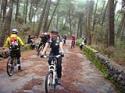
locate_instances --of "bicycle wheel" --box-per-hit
[37,45,44,56]
[45,71,55,93]
[7,58,14,76]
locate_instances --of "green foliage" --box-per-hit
[113,49,125,63]
[76,38,83,45]
[82,46,124,93]
[83,45,108,77]
[16,16,25,24]
[60,25,70,35]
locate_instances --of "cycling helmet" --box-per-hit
[51,29,59,34]
[11,28,18,34]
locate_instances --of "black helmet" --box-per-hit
[51,29,59,34]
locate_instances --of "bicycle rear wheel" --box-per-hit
[7,58,14,76]
[45,71,56,93]
[37,45,44,56]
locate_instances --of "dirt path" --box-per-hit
[0,40,117,93]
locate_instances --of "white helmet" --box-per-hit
[12,28,18,34]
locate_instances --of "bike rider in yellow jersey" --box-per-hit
[4,28,24,70]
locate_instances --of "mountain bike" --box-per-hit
[44,54,63,93]
[7,47,20,76]
[36,43,45,56]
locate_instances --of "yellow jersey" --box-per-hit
[3,34,24,48]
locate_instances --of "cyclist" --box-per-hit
[71,35,76,48]
[27,35,32,44]
[27,35,35,49]
[41,29,64,84]
[3,28,24,70]
[37,32,50,52]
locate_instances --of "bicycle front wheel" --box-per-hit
[7,58,14,76]
[45,71,56,93]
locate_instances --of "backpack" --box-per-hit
[10,36,19,50]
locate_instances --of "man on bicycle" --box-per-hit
[4,28,24,70]
[41,29,64,84]
[37,32,50,52]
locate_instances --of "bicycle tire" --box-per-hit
[45,71,55,93]
[37,45,44,56]
[7,58,14,76]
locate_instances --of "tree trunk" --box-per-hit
[99,1,106,24]
[77,16,80,38]
[0,0,13,46]
[79,18,83,38]
[36,0,48,35]
[116,0,125,40]
[108,0,115,46]
[92,0,98,32]
[77,14,83,38]
[69,8,72,35]
[29,0,33,22]
[25,0,28,23]
[1,0,7,22]
[101,1,108,26]
[122,0,125,7]
[56,13,59,30]
[46,0,61,32]
[86,1,94,45]
[15,0,20,21]
[0,0,2,20]
[120,16,125,41]
[43,0,51,32]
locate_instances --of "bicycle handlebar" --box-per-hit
[41,54,64,59]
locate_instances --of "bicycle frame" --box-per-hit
[7,48,18,76]
[37,43,45,55]
[45,55,61,93]
[49,57,57,85]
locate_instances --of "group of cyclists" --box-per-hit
[3,28,86,85]
[3,28,65,84]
